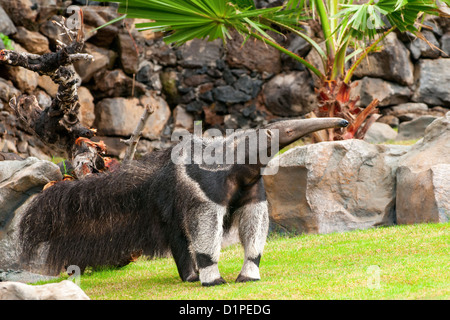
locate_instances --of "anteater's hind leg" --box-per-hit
[188,203,227,286]
[168,230,199,282]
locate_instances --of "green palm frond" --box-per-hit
[99,0,448,81]
[102,0,288,45]
[334,0,441,42]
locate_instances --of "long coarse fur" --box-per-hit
[20,148,176,274]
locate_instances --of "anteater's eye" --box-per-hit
[286,129,294,136]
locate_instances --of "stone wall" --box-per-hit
[0,1,449,160]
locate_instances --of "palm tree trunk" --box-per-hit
[314,78,380,141]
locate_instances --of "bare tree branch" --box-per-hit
[121,104,154,163]
[0,11,105,179]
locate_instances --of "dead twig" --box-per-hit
[0,9,104,179]
[121,104,154,163]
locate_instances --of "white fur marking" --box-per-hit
[199,264,221,284]
[240,260,261,280]
[237,201,269,279]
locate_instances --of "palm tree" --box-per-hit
[101,0,449,140]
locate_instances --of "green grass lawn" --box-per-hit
[41,222,449,300]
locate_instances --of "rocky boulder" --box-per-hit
[0,0,37,30]
[212,85,252,104]
[396,112,450,224]
[0,157,62,272]
[118,33,140,75]
[95,93,171,140]
[389,102,429,122]
[353,33,414,86]
[0,280,90,300]
[442,32,450,56]
[262,112,449,235]
[364,122,398,144]
[178,38,224,68]
[355,77,412,107]
[0,5,17,36]
[263,140,409,234]
[406,30,441,60]
[74,43,117,83]
[396,115,437,141]
[225,30,281,74]
[92,69,146,99]
[262,71,317,116]
[11,26,50,55]
[0,77,21,103]
[412,58,450,107]
[77,86,96,128]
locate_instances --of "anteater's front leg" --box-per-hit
[236,200,269,283]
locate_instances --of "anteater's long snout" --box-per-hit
[264,117,349,147]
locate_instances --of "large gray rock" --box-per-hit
[386,103,447,123]
[390,102,429,122]
[0,280,90,300]
[406,30,441,59]
[0,157,62,272]
[262,71,317,116]
[0,0,37,29]
[364,122,398,144]
[95,93,171,140]
[396,112,450,224]
[212,85,252,104]
[0,77,21,103]
[93,69,146,99]
[0,5,17,36]
[353,33,414,86]
[441,32,450,57]
[77,86,95,128]
[355,77,412,107]
[12,26,49,55]
[0,269,56,283]
[178,38,224,68]
[263,140,409,234]
[225,29,281,74]
[412,58,450,107]
[74,43,117,83]
[118,33,139,75]
[396,115,437,141]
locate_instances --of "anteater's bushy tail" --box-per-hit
[19,155,171,274]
